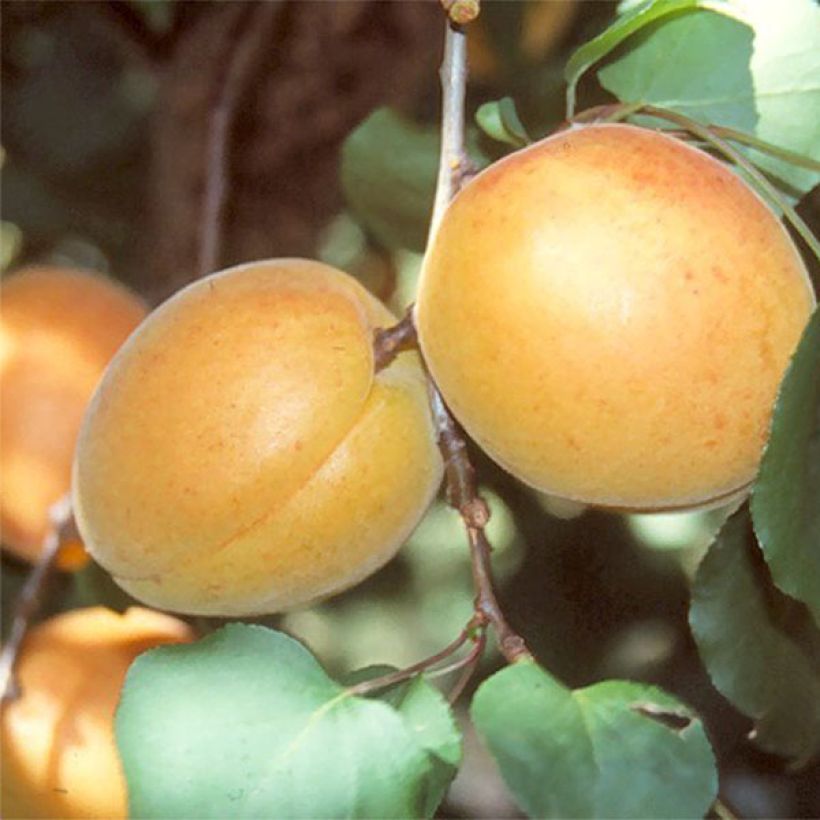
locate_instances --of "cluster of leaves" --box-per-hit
[117,624,718,818]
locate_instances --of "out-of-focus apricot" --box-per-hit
[1,267,146,565]
[1,607,194,819]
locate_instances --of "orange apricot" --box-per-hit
[1,607,193,819]
[1,267,146,565]
[73,259,443,615]
[416,123,815,511]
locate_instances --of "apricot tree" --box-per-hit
[1,1,819,818]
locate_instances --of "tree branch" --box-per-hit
[425,18,532,666]
[427,22,470,248]
[197,2,284,278]
[447,629,487,704]
[430,388,532,664]
[441,0,481,27]
[1,495,74,703]
[365,8,531,692]
[346,622,475,697]
[373,308,417,372]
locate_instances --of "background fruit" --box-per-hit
[416,123,816,511]
[0,606,193,819]
[73,259,443,616]
[1,267,147,566]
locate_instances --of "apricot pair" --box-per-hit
[72,124,814,618]
[1,607,193,819]
[1,268,146,567]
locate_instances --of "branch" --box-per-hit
[427,22,470,248]
[0,495,74,703]
[347,615,487,699]
[197,2,283,278]
[364,8,530,690]
[346,622,475,697]
[425,19,532,665]
[430,389,532,664]
[447,629,487,703]
[373,308,417,372]
[441,0,481,27]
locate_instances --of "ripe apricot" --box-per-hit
[416,123,815,510]
[1,267,146,565]
[1,606,193,819]
[73,259,443,616]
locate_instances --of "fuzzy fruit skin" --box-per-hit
[0,268,146,564]
[416,123,816,511]
[73,259,443,616]
[0,607,193,819]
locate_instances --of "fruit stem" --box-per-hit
[345,623,475,697]
[447,629,487,704]
[373,307,417,371]
[0,495,74,703]
[707,125,820,173]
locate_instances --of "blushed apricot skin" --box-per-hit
[0,268,147,564]
[416,123,816,511]
[73,259,443,616]
[0,607,193,819]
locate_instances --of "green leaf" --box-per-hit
[341,665,463,817]
[689,508,820,764]
[598,10,756,132]
[751,308,820,626]
[340,108,487,252]
[563,0,739,118]
[471,662,717,818]
[116,624,460,818]
[476,98,531,148]
[381,677,462,817]
[739,0,820,195]
[341,109,437,252]
[596,0,820,196]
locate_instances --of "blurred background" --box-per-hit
[2,2,818,817]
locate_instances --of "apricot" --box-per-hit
[1,267,147,565]
[416,123,815,510]
[73,259,443,616]
[0,606,193,819]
